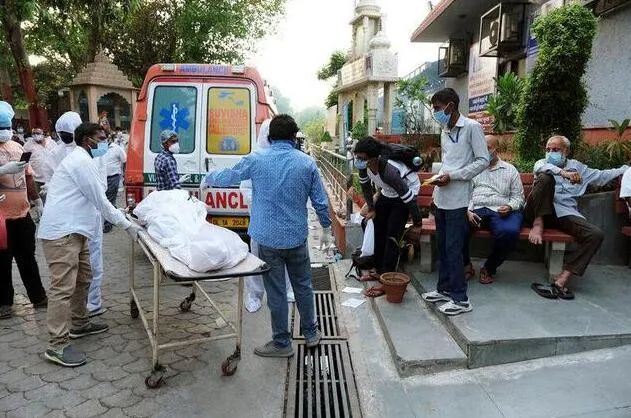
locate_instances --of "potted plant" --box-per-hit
[379,231,413,303]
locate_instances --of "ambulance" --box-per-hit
[125,64,277,231]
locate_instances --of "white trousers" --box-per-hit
[87,217,104,312]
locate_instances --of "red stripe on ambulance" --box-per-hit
[205,191,249,210]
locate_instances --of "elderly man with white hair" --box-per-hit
[527,135,628,300]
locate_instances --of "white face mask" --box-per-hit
[0,130,12,142]
[168,143,180,154]
[33,134,44,142]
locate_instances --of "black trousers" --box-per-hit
[103,174,120,228]
[0,214,46,306]
[373,196,409,274]
[524,173,604,276]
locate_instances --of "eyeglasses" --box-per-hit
[545,147,563,152]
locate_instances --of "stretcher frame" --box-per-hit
[127,221,269,388]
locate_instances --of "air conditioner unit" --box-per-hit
[438,39,467,78]
[585,0,631,16]
[480,3,528,57]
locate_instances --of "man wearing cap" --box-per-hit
[24,127,57,203]
[0,101,47,319]
[155,130,189,191]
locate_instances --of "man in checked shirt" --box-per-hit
[154,130,190,191]
[463,135,525,285]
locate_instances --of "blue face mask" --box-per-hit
[433,110,450,126]
[355,159,368,170]
[546,151,565,167]
[91,142,108,158]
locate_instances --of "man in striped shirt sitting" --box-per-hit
[464,136,525,284]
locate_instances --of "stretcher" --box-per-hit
[127,217,269,388]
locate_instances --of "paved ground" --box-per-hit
[3,226,288,418]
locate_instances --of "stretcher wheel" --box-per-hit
[221,358,238,376]
[130,300,139,319]
[179,298,192,312]
[145,372,164,389]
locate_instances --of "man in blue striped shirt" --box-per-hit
[203,114,332,357]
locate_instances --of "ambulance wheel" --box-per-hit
[221,359,238,376]
[130,300,139,319]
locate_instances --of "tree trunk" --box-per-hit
[1,0,48,128]
[0,42,13,101]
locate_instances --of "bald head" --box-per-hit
[486,135,500,163]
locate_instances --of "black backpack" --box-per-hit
[380,143,423,173]
[344,247,375,280]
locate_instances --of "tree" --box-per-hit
[395,76,435,134]
[514,4,598,165]
[303,116,326,142]
[486,72,524,133]
[318,50,346,108]
[295,106,325,128]
[1,0,47,127]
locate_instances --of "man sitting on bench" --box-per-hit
[527,135,628,300]
[464,135,524,284]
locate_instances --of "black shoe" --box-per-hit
[69,322,109,339]
[33,297,48,308]
[44,345,87,367]
[0,305,13,319]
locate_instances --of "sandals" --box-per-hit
[464,264,475,281]
[531,282,575,300]
[364,286,385,298]
[479,267,494,285]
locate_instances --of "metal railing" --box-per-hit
[311,144,353,218]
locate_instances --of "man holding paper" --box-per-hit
[421,88,489,316]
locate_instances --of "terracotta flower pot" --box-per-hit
[379,272,410,303]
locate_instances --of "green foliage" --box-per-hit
[321,131,332,142]
[575,142,629,170]
[303,117,326,143]
[486,73,524,133]
[609,118,630,139]
[295,106,325,129]
[351,120,367,140]
[317,51,346,81]
[325,90,338,109]
[395,76,435,134]
[514,4,598,166]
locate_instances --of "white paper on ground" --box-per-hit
[341,298,366,308]
[341,287,363,294]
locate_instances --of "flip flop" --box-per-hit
[479,267,494,285]
[552,283,575,300]
[357,273,381,282]
[531,282,558,299]
[364,286,385,298]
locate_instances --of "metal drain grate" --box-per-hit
[311,266,333,291]
[286,342,362,418]
[294,292,344,340]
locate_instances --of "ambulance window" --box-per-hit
[207,87,252,155]
[150,86,197,154]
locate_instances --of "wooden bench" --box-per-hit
[417,172,575,280]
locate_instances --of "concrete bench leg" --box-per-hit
[548,242,566,282]
[419,235,433,273]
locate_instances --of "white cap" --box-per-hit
[256,119,272,149]
[55,111,82,134]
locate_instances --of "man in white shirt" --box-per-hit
[421,88,489,316]
[102,137,127,233]
[38,122,140,368]
[464,136,524,284]
[23,127,57,201]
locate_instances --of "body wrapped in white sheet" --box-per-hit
[132,190,248,272]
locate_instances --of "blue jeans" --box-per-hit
[435,207,469,303]
[257,242,317,348]
[463,208,523,275]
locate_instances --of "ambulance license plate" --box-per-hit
[211,216,249,229]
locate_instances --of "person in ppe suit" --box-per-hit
[239,119,294,313]
[47,112,109,317]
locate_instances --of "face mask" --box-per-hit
[546,151,565,167]
[433,109,451,126]
[0,129,12,142]
[169,143,180,154]
[33,134,44,142]
[90,142,108,158]
[355,159,368,170]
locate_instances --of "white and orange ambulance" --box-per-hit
[125,64,276,231]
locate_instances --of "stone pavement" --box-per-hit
[2,227,287,418]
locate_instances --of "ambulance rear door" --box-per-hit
[201,82,256,229]
[144,81,203,196]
